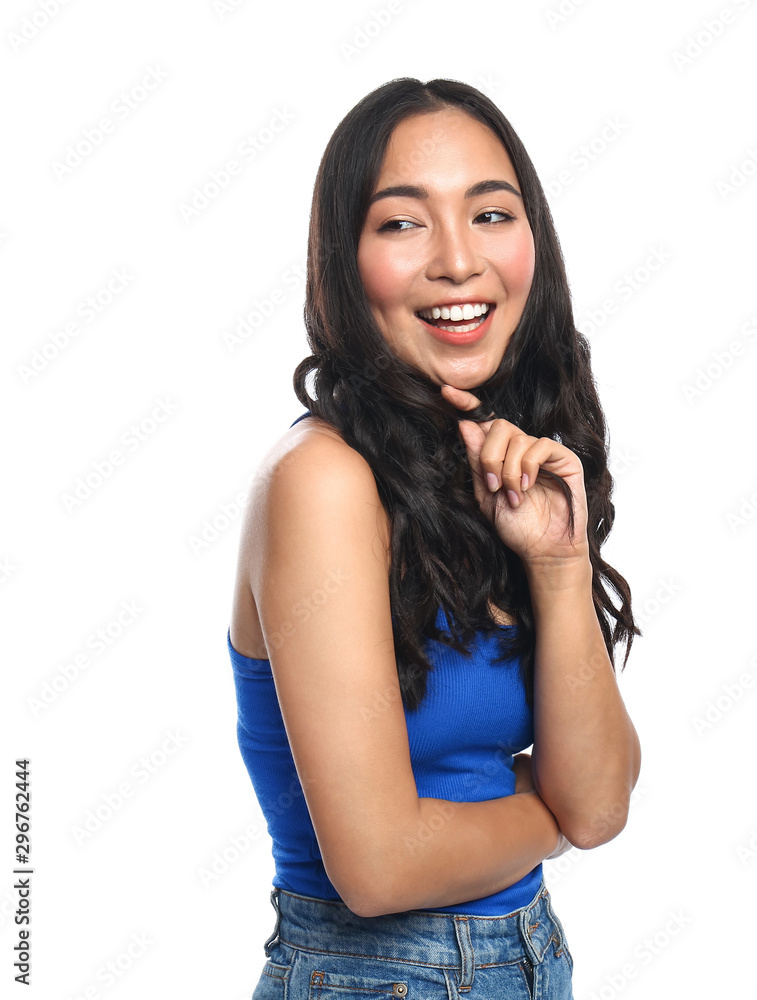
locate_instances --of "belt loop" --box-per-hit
[263,888,282,957]
[518,889,544,967]
[453,916,475,989]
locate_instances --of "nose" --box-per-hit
[424,219,484,284]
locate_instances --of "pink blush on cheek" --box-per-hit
[494,233,535,289]
[358,256,416,313]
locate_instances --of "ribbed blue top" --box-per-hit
[228,411,542,916]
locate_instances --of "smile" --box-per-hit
[418,301,490,321]
[415,303,496,344]
[428,315,488,334]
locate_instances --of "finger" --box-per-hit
[456,418,487,492]
[498,431,540,506]
[482,430,578,503]
[440,384,482,411]
[518,437,580,489]
[477,423,538,504]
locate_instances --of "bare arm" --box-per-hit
[526,557,641,849]
[441,383,641,854]
[248,427,562,918]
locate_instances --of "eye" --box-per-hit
[476,210,515,224]
[377,219,417,232]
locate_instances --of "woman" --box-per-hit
[228,77,641,999]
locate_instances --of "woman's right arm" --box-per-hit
[247,426,563,919]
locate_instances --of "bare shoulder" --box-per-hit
[257,415,368,477]
[229,416,391,658]
[258,416,389,539]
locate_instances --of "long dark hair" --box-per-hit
[293,77,640,712]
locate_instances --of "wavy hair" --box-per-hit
[293,77,640,712]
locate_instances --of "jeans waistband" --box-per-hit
[264,878,564,973]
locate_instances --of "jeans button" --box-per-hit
[393,985,408,997]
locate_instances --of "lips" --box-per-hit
[416,305,495,345]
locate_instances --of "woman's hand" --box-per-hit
[441,384,589,565]
[513,753,574,859]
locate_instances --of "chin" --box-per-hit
[444,366,498,391]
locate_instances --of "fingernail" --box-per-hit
[486,473,499,492]
[507,489,520,507]
[521,473,529,490]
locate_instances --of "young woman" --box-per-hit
[228,77,641,999]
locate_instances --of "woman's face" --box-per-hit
[357,108,535,391]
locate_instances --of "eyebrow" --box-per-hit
[368,178,522,206]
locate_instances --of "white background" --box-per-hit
[3,0,756,997]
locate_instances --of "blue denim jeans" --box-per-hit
[251,878,574,999]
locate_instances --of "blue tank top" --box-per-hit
[228,411,542,916]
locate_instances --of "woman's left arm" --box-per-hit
[524,554,641,850]
[442,382,641,850]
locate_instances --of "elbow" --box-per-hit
[322,861,373,918]
[324,849,403,919]
[341,889,390,920]
[332,874,398,919]
[562,803,630,851]
[567,821,626,851]
[320,803,427,917]
[545,750,640,852]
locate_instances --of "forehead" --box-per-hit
[375,108,518,189]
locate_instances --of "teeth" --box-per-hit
[435,316,486,333]
[417,302,491,321]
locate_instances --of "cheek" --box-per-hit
[358,239,417,311]
[496,229,535,293]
